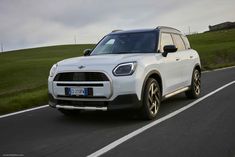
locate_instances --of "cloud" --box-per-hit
[0,0,234,51]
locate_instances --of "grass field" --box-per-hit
[0,44,95,115]
[0,29,235,115]
[188,29,235,70]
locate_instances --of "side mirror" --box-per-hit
[83,49,92,56]
[162,45,177,57]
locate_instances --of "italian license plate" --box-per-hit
[65,87,88,96]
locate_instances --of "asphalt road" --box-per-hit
[0,67,235,157]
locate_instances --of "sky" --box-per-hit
[0,0,235,51]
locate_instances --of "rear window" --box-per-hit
[181,35,191,49]
[172,34,186,51]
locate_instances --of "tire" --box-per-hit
[140,78,161,120]
[185,69,201,99]
[58,108,81,116]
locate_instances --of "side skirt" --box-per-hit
[162,87,189,100]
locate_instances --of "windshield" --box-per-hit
[91,32,157,55]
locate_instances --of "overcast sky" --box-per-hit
[0,0,234,51]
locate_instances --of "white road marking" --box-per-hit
[0,66,234,119]
[0,105,49,119]
[202,65,235,73]
[87,80,235,157]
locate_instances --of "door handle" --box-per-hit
[176,58,180,61]
[190,56,193,59]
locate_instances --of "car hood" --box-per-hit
[58,54,150,66]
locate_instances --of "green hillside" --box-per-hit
[0,29,235,115]
[0,44,95,114]
[188,28,235,70]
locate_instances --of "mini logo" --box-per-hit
[78,65,85,69]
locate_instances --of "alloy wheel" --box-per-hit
[147,82,160,115]
[193,70,201,95]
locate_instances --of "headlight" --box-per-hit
[49,64,58,77]
[113,62,137,76]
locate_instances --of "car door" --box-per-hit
[171,34,189,87]
[181,35,196,86]
[159,32,183,94]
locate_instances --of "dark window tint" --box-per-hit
[160,33,174,52]
[172,34,186,51]
[181,35,191,49]
[91,32,157,55]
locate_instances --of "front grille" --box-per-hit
[54,72,109,81]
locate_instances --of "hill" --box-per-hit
[0,29,235,115]
[0,44,95,114]
[188,28,235,70]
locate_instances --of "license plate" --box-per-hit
[65,87,88,96]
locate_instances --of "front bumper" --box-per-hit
[48,93,142,110]
[48,67,144,110]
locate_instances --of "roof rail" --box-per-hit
[111,30,123,33]
[156,26,181,32]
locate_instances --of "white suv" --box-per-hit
[48,26,201,120]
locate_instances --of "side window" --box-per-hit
[160,33,174,52]
[181,35,191,49]
[172,34,186,51]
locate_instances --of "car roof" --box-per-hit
[109,29,157,35]
[157,26,182,34]
[109,26,182,35]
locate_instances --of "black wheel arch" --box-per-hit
[141,70,163,102]
[194,63,201,74]
[189,63,201,86]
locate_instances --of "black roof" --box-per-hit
[109,26,181,35]
[110,29,156,34]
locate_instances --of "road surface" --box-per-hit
[0,67,235,157]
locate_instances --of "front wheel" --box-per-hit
[185,69,201,99]
[140,78,161,120]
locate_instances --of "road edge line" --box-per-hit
[87,80,235,157]
[0,105,49,119]
[202,65,235,73]
[1,66,234,119]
